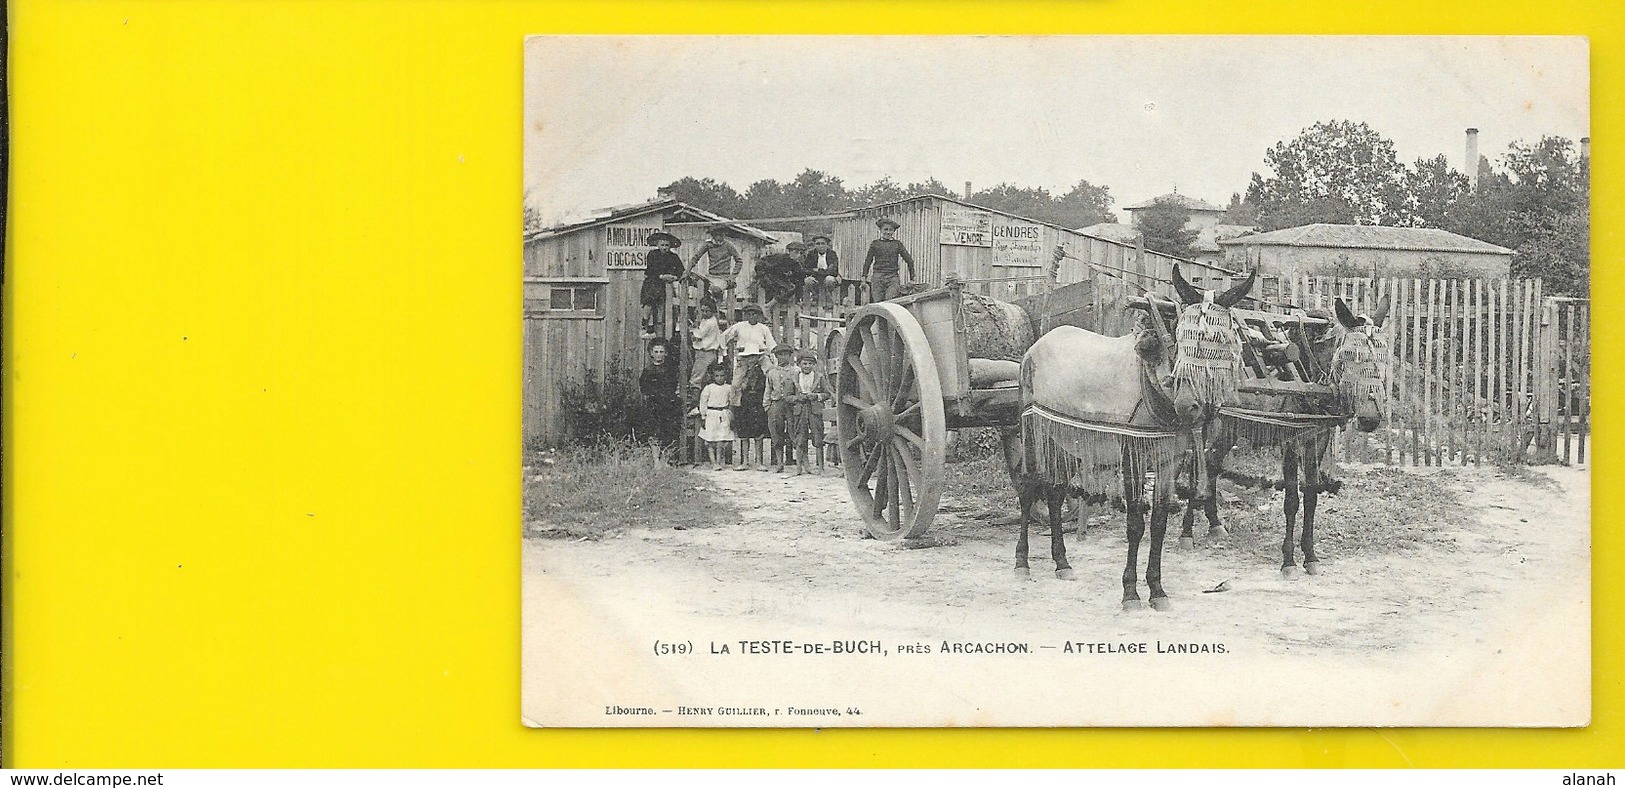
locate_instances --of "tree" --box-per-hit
[523,188,546,234]
[1135,197,1199,258]
[1396,154,1469,228]
[660,176,746,218]
[1055,179,1117,228]
[849,176,910,208]
[1446,136,1589,294]
[1222,192,1261,227]
[1512,206,1588,295]
[1242,120,1407,230]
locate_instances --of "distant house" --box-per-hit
[1123,192,1254,265]
[1075,222,1140,244]
[1217,223,1514,278]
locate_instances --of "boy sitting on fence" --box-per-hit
[686,225,744,298]
[863,217,916,302]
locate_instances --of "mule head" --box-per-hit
[1323,296,1392,432]
[1165,268,1258,423]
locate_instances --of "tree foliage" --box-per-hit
[1136,198,1199,258]
[1235,122,1590,294]
[1243,120,1406,230]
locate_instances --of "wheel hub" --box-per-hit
[856,404,894,447]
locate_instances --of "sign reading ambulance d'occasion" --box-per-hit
[939,205,992,247]
[605,224,659,268]
[991,216,1045,266]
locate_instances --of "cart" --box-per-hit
[835,278,1336,541]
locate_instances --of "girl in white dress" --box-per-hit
[691,364,736,470]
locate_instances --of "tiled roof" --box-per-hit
[1216,223,1513,255]
[1125,193,1225,212]
[1075,222,1140,243]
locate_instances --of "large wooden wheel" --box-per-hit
[837,302,946,540]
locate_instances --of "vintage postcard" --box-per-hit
[521,36,1590,727]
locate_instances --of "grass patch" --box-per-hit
[1205,463,1478,566]
[523,439,741,540]
[941,455,1019,518]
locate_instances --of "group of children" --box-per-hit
[635,217,919,468]
[640,218,918,339]
[689,305,830,474]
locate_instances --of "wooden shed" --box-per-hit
[523,198,777,446]
[832,193,1239,302]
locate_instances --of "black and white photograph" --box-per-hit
[521,36,1590,727]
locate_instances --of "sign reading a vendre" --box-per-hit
[939,205,993,247]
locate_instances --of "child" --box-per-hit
[732,359,769,471]
[755,240,805,310]
[863,217,916,302]
[685,226,744,298]
[689,364,736,471]
[639,232,684,339]
[636,339,682,456]
[762,345,800,473]
[789,349,831,475]
[801,234,842,305]
[689,300,723,388]
[721,303,777,405]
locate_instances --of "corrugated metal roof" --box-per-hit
[524,198,776,244]
[1125,193,1225,212]
[1216,223,1513,255]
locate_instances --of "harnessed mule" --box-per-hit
[1178,294,1392,576]
[1005,270,1257,610]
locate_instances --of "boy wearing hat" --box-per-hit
[762,345,800,473]
[755,240,805,309]
[686,225,744,297]
[801,235,841,300]
[720,303,777,404]
[640,231,684,339]
[789,349,831,475]
[863,218,915,302]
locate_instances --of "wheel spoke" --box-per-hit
[892,449,914,518]
[887,449,902,530]
[842,395,870,410]
[894,401,921,422]
[857,444,884,487]
[872,453,891,521]
[891,357,916,411]
[865,322,893,395]
[894,423,926,451]
[844,349,883,404]
[843,433,865,450]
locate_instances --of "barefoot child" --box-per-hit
[863,217,915,302]
[689,364,736,470]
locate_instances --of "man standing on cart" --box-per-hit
[863,217,915,302]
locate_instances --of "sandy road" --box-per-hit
[523,463,1588,727]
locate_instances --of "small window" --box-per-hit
[526,280,606,319]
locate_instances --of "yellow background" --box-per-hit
[3,0,1618,767]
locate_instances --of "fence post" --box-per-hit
[1534,293,1560,462]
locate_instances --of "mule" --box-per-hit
[1006,269,1257,610]
[1178,294,1392,577]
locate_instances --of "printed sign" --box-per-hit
[605,224,658,268]
[939,205,992,247]
[991,216,1045,266]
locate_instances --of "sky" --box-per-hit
[524,36,1588,226]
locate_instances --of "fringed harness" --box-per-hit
[1021,296,1248,498]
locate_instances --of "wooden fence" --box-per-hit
[624,272,1589,469]
[1225,275,1589,468]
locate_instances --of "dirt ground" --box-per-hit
[522,460,1590,727]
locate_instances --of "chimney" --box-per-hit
[1465,128,1480,190]
[1581,136,1591,160]
[964,181,973,199]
